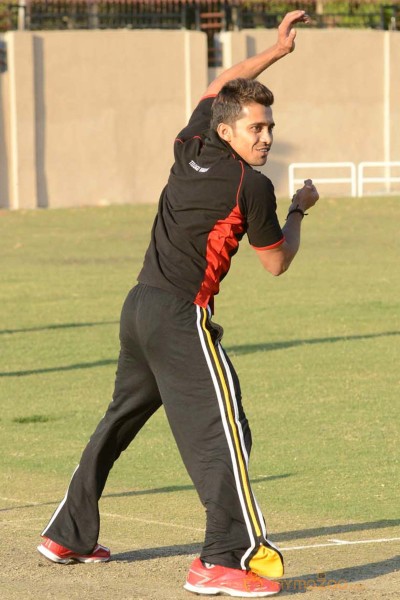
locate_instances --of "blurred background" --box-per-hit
[1,0,399,208]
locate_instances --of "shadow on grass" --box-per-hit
[225,330,400,356]
[112,542,201,562]
[103,474,290,499]
[0,475,291,512]
[2,330,399,377]
[0,359,117,377]
[0,320,118,335]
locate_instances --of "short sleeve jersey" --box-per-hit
[138,96,284,308]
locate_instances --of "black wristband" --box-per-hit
[286,206,308,220]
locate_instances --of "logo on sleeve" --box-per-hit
[189,160,209,173]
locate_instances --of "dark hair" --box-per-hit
[210,78,274,130]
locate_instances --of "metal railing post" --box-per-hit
[289,162,357,198]
[89,1,100,29]
[17,0,26,30]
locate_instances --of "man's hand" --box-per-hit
[276,10,311,55]
[290,179,319,212]
[203,9,311,96]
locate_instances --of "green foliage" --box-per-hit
[0,1,14,32]
[0,198,399,524]
[1,1,399,33]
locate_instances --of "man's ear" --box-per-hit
[217,122,233,143]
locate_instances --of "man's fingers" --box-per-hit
[281,10,310,26]
[302,179,319,202]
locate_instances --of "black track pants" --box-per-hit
[42,284,283,576]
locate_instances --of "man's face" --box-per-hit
[218,103,275,166]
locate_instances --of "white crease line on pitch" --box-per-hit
[280,537,400,551]
[102,512,205,532]
[0,516,46,523]
[0,496,40,506]
[0,496,57,507]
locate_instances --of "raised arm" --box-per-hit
[204,10,310,97]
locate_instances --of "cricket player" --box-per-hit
[38,10,319,597]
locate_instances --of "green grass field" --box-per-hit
[1,196,399,555]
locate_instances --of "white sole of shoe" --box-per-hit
[37,544,75,564]
[37,544,110,564]
[183,581,280,597]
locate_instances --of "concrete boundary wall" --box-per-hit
[0,30,207,209]
[0,29,399,207]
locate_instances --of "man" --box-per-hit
[38,10,319,598]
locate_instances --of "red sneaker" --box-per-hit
[184,558,281,597]
[37,536,110,564]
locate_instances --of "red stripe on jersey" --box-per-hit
[252,237,285,251]
[194,163,245,309]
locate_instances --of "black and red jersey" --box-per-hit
[137,95,284,308]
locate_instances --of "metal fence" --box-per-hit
[1,1,399,66]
